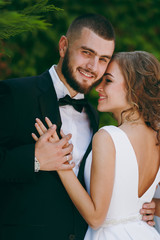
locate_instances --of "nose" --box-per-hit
[86,56,99,72]
[95,79,104,92]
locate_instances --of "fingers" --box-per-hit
[35,122,44,136]
[36,118,47,134]
[140,200,156,226]
[62,144,73,157]
[60,129,65,138]
[32,133,38,141]
[142,214,155,222]
[39,125,57,142]
[59,153,75,170]
[59,162,75,170]
[64,153,72,163]
[140,201,156,215]
[45,117,53,128]
[58,133,72,149]
[60,129,70,148]
[45,117,59,141]
[34,117,72,156]
[143,200,156,210]
[51,128,59,142]
[147,220,155,227]
[35,117,59,142]
[140,208,155,215]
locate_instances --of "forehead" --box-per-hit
[106,61,121,74]
[105,61,125,83]
[72,27,115,57]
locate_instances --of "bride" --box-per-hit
[33,51,160,239]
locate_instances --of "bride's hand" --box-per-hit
[32,117,59,143]
[32,117,74,170]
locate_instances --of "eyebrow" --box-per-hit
[103,73,114,78]
[81,46,112,60]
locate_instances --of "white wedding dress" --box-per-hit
[84,126,160,240]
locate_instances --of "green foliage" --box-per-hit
[0,0,63,78]
[0,12,50,39]
[0,0,63,49]
[1,0,160,127]
[21,0,62,15]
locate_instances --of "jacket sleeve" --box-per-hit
[0,81,36,183]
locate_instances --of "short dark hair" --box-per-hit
[66,13,115,42]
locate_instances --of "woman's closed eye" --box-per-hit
[105,78,112,83]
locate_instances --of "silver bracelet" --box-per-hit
[34,157,40,172]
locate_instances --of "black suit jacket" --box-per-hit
[0,71,99,240]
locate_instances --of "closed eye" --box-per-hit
[105,78,112,83]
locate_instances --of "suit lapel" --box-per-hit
[37,71,62,137]
[85,102,99,135]
[78,102,99,183]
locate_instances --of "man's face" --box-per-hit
[61,27,115,94]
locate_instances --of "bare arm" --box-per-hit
[58,129,115,229]
[34,118,158,228]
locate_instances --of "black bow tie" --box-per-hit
[58,95,87,112]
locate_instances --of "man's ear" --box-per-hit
[59,36,68,58]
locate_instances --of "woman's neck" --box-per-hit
[116,109,144,126]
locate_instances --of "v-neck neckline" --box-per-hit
[115,126,160,200]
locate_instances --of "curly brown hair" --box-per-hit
[112,51,160,144]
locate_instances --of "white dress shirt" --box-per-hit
[49,65,93,176]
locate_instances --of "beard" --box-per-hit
[61,49,98,94]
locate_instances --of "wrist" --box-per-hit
[34,156,40,172]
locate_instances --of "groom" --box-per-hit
[0,14,155,240]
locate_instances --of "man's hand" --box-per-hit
[33,123,74,171]
[140,200,156,226]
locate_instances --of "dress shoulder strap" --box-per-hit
[99,125,136,158]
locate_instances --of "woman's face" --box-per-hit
[96,61,130,118]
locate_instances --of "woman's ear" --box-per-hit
[59,36,68,58]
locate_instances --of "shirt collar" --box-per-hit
[49,65,85,100]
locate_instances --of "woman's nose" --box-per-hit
[95,79,104,92]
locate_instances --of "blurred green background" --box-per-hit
[0,0,160,127]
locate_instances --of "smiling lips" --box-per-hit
[78,68,96,79]
[98,94,106,102]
